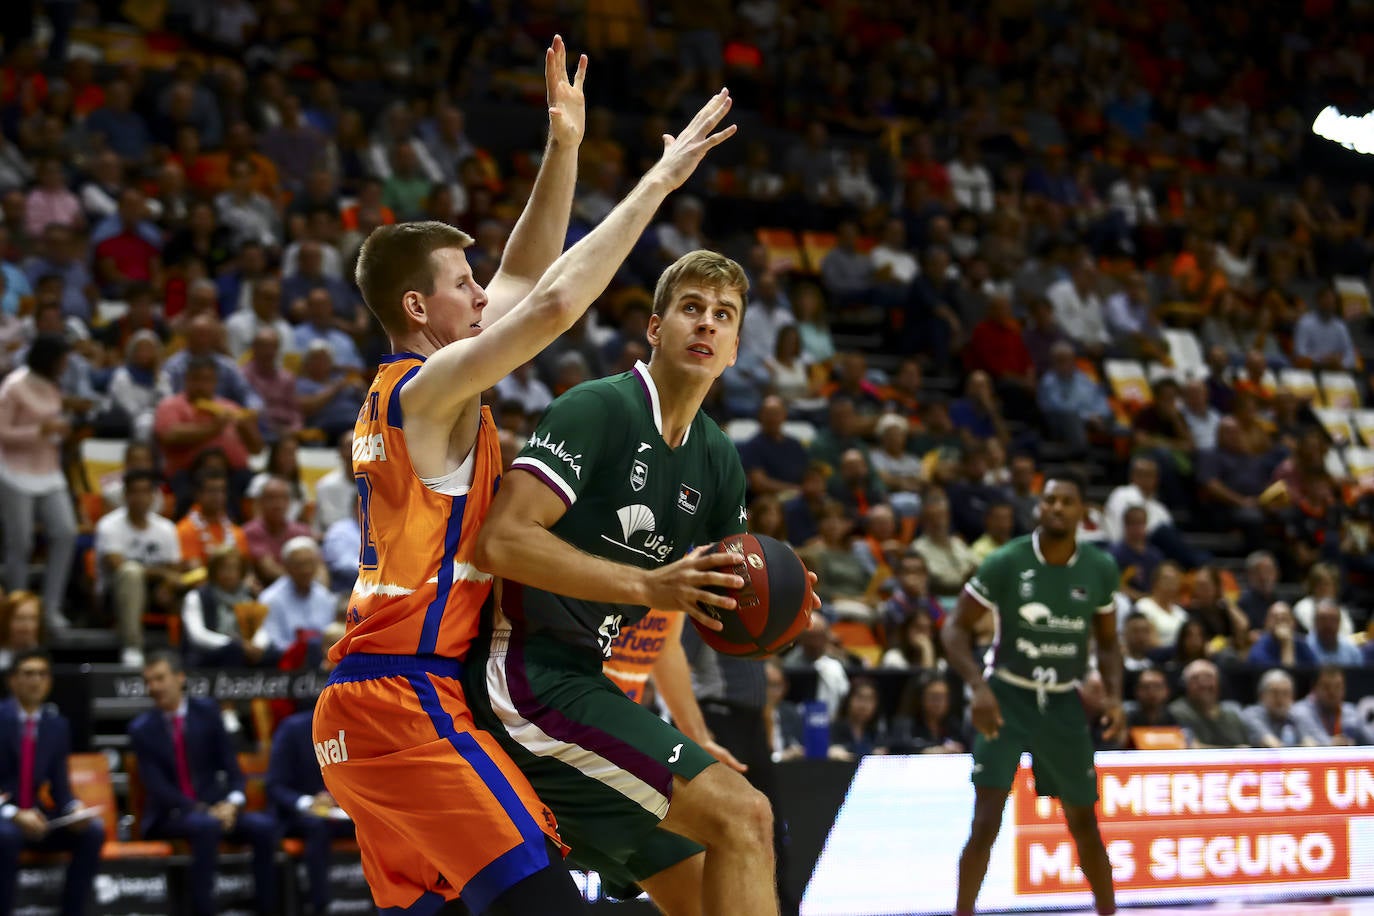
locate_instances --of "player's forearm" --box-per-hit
[477,517,652,609]
[652,642,711,744]
[1096,636,1123,705]
[940,618,986,689]
[533,171,675,313]
[496,138,578,285]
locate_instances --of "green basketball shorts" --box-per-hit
[465,627,714,898]
[971,674,1099,807]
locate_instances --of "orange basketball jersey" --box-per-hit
[332,354,501,663]
[602,609,676,702]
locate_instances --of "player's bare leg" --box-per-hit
[1063,804,1116,915]
[639,851,705,916]
[955,786,1011,914]
[658,764,777,916]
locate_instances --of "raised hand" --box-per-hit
[545,34,587,148]
[649,89,737,191]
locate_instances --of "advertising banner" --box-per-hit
[803,747,1374,915]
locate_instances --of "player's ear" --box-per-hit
[645,313,662,349]
[402,290,425,323]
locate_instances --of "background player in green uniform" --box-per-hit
[471,250,817,916]
[942,473,1125,916]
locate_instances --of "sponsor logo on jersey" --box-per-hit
[1071,585,1088,600]
[678,484,701,514]
[631,459,647,491]
[1015,637,1079,660]
[596,614,623,658]
[314,730,349,768]
[1016,602,1086,632]
[601,504,676,562]
[352,433,387,464]
[738,506,748,524]
[527,432,584,480]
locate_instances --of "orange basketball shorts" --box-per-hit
[312,653,565,914]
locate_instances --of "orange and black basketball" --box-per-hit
[693,533,811,658]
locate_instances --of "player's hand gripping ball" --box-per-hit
[693,534,811,658]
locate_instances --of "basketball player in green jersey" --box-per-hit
[470,250,818,916]
[942,472,1125,916]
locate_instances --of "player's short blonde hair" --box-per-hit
[355,221,474,335]
[651,250,749,322]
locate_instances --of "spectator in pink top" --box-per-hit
[0,335,77,630]
[24,159,83,238]
[241,326,302,442]
[242,476,312,584]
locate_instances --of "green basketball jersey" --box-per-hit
[964,533,1118,685]
[507,362,748,657]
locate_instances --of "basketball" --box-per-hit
[692,534,811,658]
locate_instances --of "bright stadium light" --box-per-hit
[1312,105,1374,155]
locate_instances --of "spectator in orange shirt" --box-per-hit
[340,179,395,231]
[1170,232,1229,321]
[176,468,250,572]
[198,122,281,199]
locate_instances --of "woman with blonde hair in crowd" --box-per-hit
[0,590,42,672]
[1293,562,1357,639]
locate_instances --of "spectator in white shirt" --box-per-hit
[1180,378,1220,450]
[95,470,183,667]
[947,138,995,213]
[739,271,795,371]
[182,546,265,667]
[782,615,850,718]
[1045,255,1110,354]
[654,196,707,265]
[1134,561,1190,647]
[1293,285,1358,370]
[494,361,554,417]
[253,537,338,662]
[834,149,879,209]
[313,431,357,537]
[1292,563,1357,640]
[870,219,920,289]
[1102,456,1207,568]
[1106,164,1158,228]
[225,277,297,362]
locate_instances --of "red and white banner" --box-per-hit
[802,748,1374,915]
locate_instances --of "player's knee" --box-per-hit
[737,785,773,847]
[967,807,1005,846]
[1063,805,1100,837]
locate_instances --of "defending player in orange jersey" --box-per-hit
[311,36,742,915]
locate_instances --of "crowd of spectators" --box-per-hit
[0,0,1367,802]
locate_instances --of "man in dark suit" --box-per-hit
[266,707,354,915]
[128,651,280,916]
[0,649,103,915]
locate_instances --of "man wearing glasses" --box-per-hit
[0,649,104,915]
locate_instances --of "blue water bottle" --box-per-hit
[803,700,830,760]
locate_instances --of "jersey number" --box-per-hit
[355,471,378,570]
